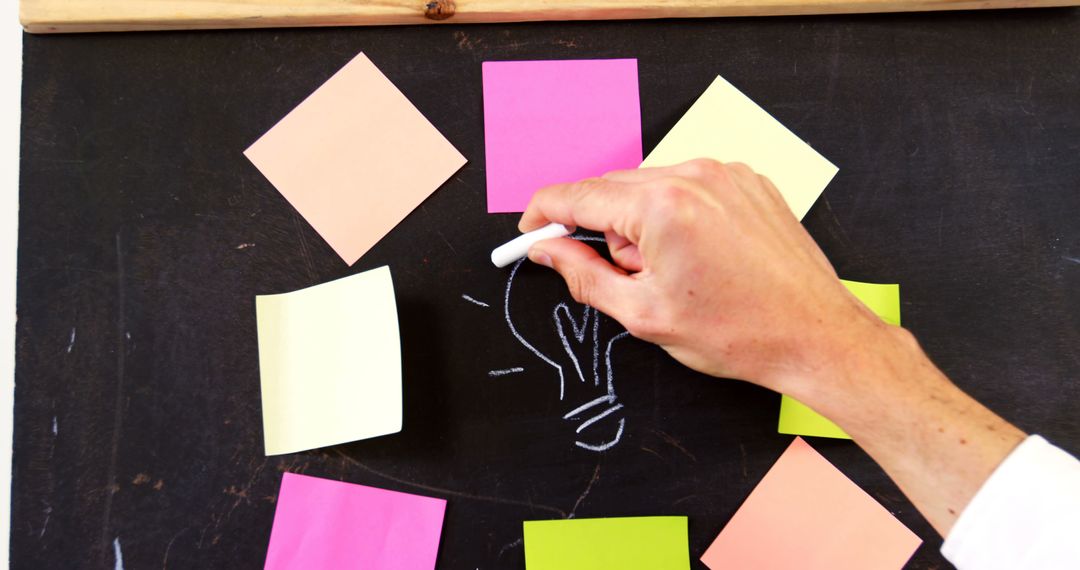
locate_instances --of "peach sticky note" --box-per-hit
[245,52,466,265]
[701,437,921,570]
[482,59,643,213]
[265,473,446,569]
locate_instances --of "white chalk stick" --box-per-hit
[491,223,572,268]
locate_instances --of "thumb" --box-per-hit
[528,237,643,324]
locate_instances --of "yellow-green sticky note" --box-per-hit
[778,280,900,439]
[523,516,690,570]
[640,75,838,221]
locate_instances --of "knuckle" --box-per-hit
[650,179,697,227]
[725,161,754,177]
[683,158,725,179]
[562,268,596,306]
[621,300,665,340]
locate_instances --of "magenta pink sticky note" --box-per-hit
[482,59,643,213]
[265,472,447,570]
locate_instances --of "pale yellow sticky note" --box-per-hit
[641,76,838,220]
[778,280,900,439]
[256,266,401,455]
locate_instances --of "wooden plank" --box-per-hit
[20,0,1080,34]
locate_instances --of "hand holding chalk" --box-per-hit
[491,223,571,267]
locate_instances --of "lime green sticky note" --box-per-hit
[777,280,900,439]
[838,280,901,326]
[523,516,690,570]
[640,75,838,221]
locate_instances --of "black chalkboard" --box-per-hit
[13,9,1080,569]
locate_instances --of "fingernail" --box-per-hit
[529,249,553,268]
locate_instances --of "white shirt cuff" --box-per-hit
[942,434,1080,570]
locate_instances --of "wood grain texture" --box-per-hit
[20,0,1080,33]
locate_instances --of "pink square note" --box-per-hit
[245,52,466,265]
[482,59,643,213]
[701,437,921,570]
[265,472,447,569]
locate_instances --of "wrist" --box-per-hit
[780,317,927,426]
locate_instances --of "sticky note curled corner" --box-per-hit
[641,75,838,221]
[778,280,900,439]
[256,265,401,456]
[244,52,466,265]
[265,472,446,570]
[701,437,921,570]
[524,516,691,570]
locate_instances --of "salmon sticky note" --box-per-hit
[701,437,921,570]
[523,516,690,570]
[256,266,401,455]
[641,75,837,220]
[245,52,466,265]
[778,280,900,439]
[482,59,643,213]
[265,473,446,569]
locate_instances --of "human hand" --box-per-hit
[518,159,892,396]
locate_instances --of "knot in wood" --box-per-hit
[424,0,456,20]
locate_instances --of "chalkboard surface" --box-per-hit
[14,9,1080,569]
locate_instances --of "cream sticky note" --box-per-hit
[256,266,401,455]
[641,75,837,220]
[701,437,921,570]
[778,280,900,439]
[245,52,466,265]
[265,473,445,569]
[524,516,690,570]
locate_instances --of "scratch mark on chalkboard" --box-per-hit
[740,443,748,479]
[497,537,523,559]
[821,197,850,247]
[435,228,458,255]
[100,232,128,559]
[640,446,662,459]
[673,493,702,507]
[461,294,490,308]
[161,527,190,570]
[234,242,255,250]
[488,367,524,377]
[112,537,124,570]
[937,208,945,247]
[39,504,51,538]
[653,429,697,463]
[334,449,566,517]
[1063,255,1080,265]
[568,462,601,518]
[51,416,57,436]
[290,211,317,281]
[65,327,75,353]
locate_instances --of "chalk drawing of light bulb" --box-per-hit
[501,236,630,452]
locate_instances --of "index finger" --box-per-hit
[518,177,643,242]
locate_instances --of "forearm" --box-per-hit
[789,321,1026,536]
